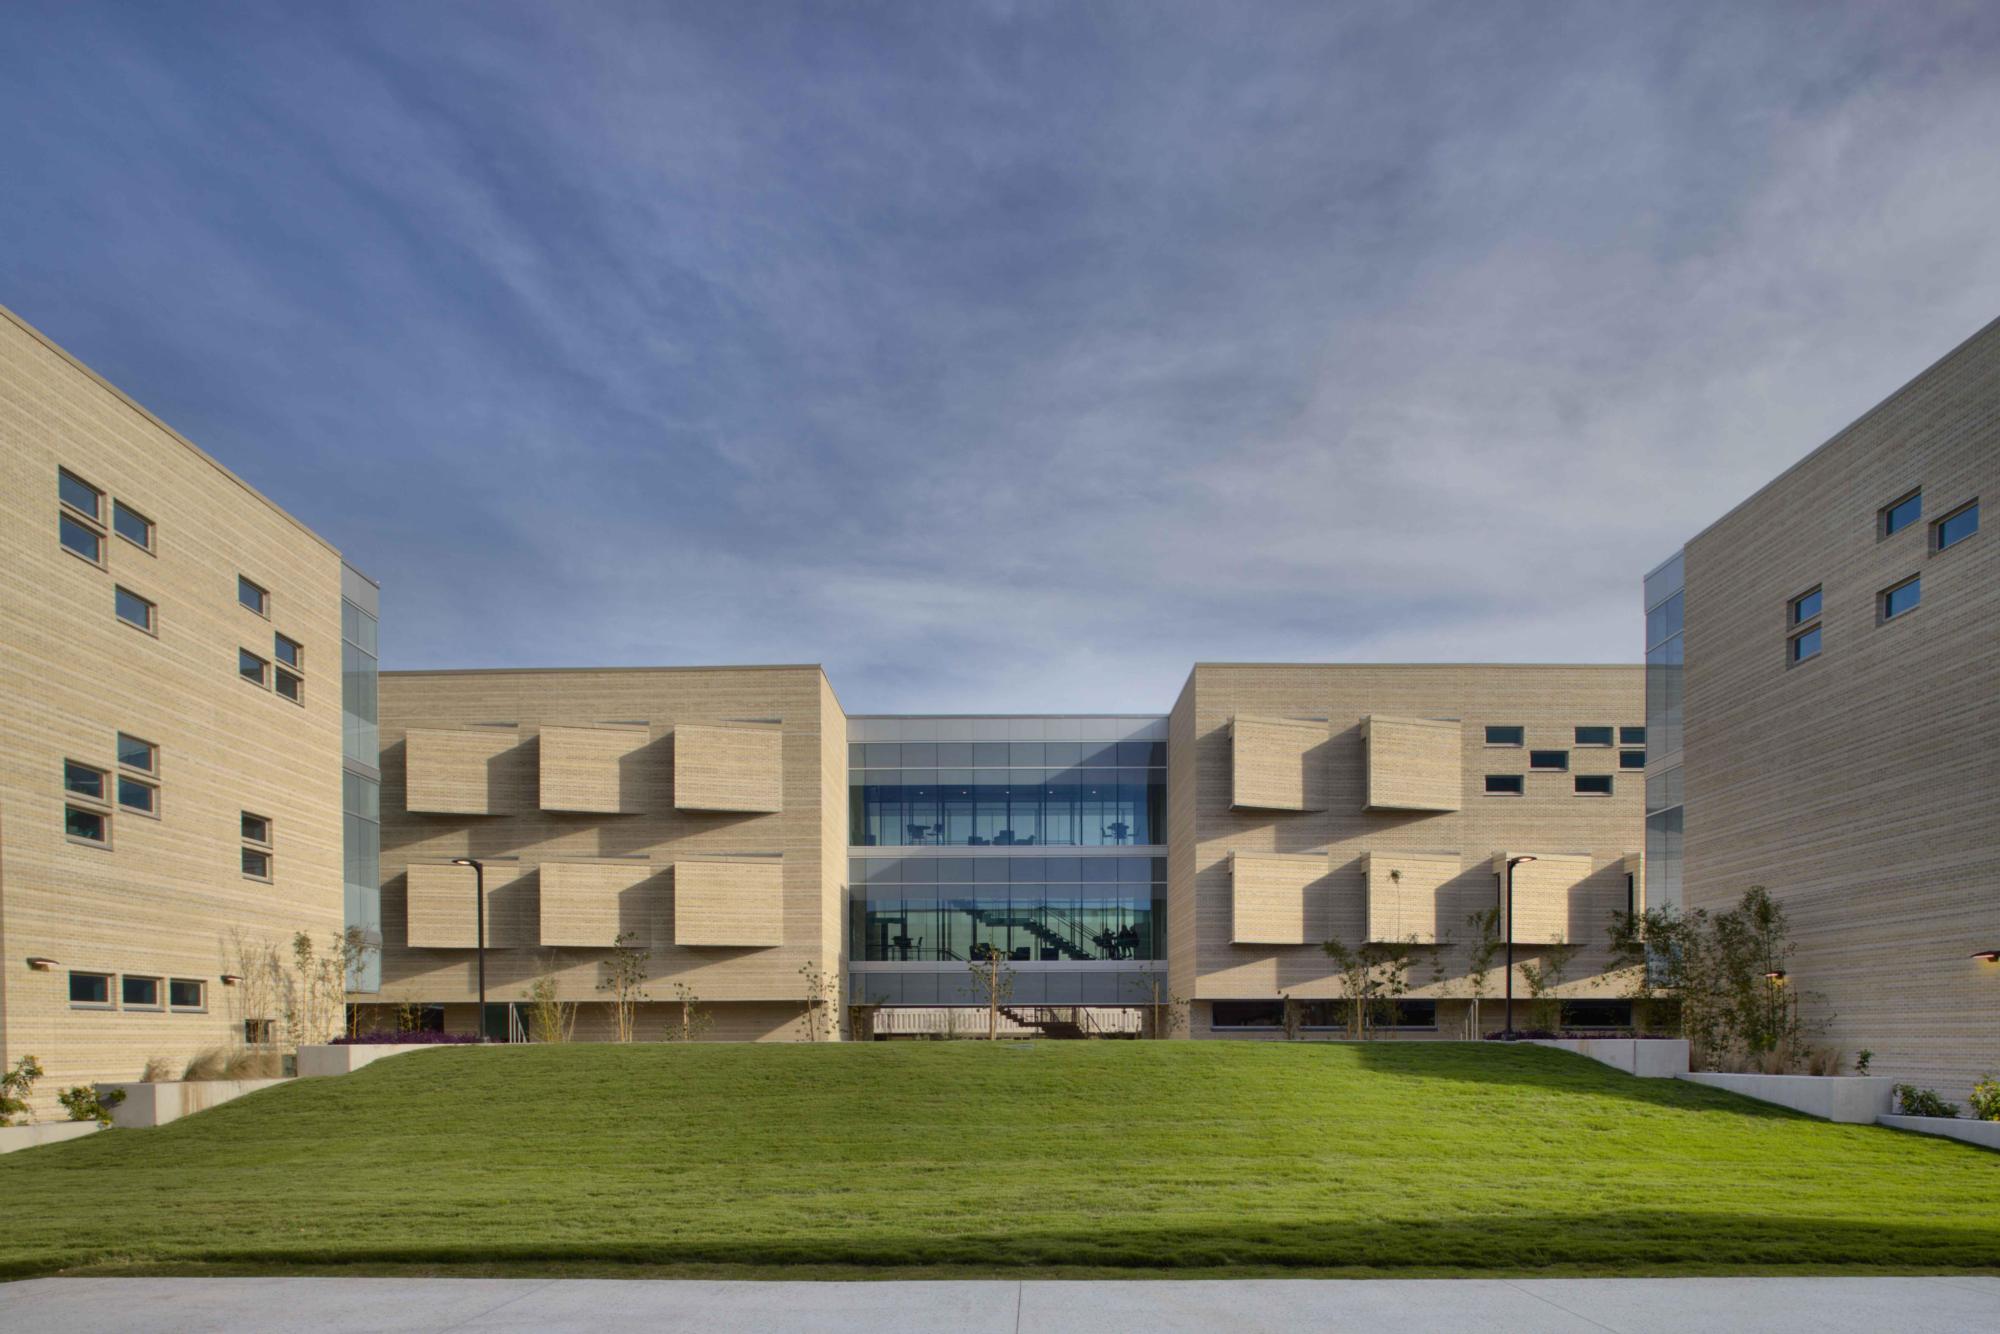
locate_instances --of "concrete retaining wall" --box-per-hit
[1680,1072,1895,1122]
[97,1078,289,1128]
[1526,1038,1689,1078]
[1878,1114,2000,1151]
[297,1043,451,1077]
[0,1121,102,1154]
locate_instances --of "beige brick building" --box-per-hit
[1654,315,2000,1100]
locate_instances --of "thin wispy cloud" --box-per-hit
[5,2,1998,711]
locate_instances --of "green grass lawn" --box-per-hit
[2,1041,1996,1280]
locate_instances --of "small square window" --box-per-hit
[65,760,107,801]
[1790,625,1822,662]
[239,649,269,687]
[115,586,155,632]
[1484,774,1524,795]
[239,576,269,616]
[1619,750,1646,769]
[244,1018,275,1045]
[1575,774,1614,796]
[275,668,304,703]
[1529,750,1569,771]
[1484,725,1524,747]
[274,633,303,669]
[118,733,157,773]
[169,978,207,1011]
[1883,490,1922,535]
[69,971,112,1007]
[59,512,104,564]
[1936,500,1979,551]
[242,847,272,880]
[122,975,162,1009]
[112,501,154,551]
[1620,727,1646,746]
[1882,576,1921,621]
[1574,726,1614,747]
[59,469,102,521]
[242,812,271,844]
[118,775,157,815]
[65,804,109,845]
[1790,587,1822,625]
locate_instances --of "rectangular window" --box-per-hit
[59,469,102,520]
[118,733,157,773]
[65,804,109,845]
[1210,1000,1284,1028]
[244,1018,275,1045]
[115,586,155,632]
[1484,773,1525,795]
[1790,587,1822,624]
[239,649,268,687]
[1936,500,1979,551]
[1790,625,1822,662]
[1574,726,1614,747]
[275,669,304,703]
[1619,750,1646,769]
[1883,490,1922,535]
[117,775,157,815]
[238,576,269,616]
[122,975,162,1009]
[169,978,207,1011]
[1882,576,1921,621]
[242,812,271,844]
[1620,727,1646,746]
[69,971,112,1007]
[1529,750,1569,771]
[1484,725,1524,746]
[1560,999,1633,1029]
[274,633,302,669]
[65,760,107,801]
[59,512,103,563]
[1575,774,1614,796]
[112,500,153,550]
[242,847,272,880]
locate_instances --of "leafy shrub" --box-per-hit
[1969,1077,2000,1123]
[1,1055,43,1126]
[1854,1049,1873,1075]
[1894,1084,1959,1119]
[58,1085,125,1126]
[332,1031,481,1045]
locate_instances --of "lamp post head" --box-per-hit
[451,857,481,869]
[1763,969,1787,983]
[1973,950,2000,964]
[1508,855,1538,868]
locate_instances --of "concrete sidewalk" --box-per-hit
[1,1276,1995,1332]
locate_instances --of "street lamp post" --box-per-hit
[451,857,487,1040]
[1502,855,1538,1038]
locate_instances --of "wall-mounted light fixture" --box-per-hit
[220,973,244,986]
[1972,950,2000,964]
[26,957,59,971]
[1762,969,1787,982]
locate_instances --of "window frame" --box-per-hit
[1483,773,1525,796]
[242,846,273,882]
[1789,623,1823,665]
[242,812,273,846]
[117,732,158,774]
[65,759,109,802]
[114,585,156,634]
[1789,585,1822,627]
[239,648,270,688]
[1483,725,1525,748]
[65,803,111,848]
[275,667,305,704]
[1934,499,1979,552]
[59,468,103,523]
[1880,575,1921,623]
[59,511,105,566]
[238,575,270,617]
[69,970,115,1010]
[1574,773,1615,797]
[1619,726,1646,746]
[274,633,303,670]
[1618,750,1646,769]
[117,773,160,818]
[121,974,164,1011]
[112,499,155,552]
[169,978,208,1012]
[1528,749,1569,772]
[1573,726,1614,747]
[1881,489,1922,537]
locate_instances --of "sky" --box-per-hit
[5,2,1999,713]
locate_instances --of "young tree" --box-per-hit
[966,950,1015,1040]
[663,982,712,1042]
[1322,935,1420,1039]
[1517,934,1578,1032]
[526,957,576,1043]
[796,962,838,1041]
[1464,907,1503,1039]
[596,931,651,1042]
[1127,976,1187,1039]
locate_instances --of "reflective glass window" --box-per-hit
[1485,774,1524,795]
[1529,750,1568,771]
[70,971,111,1005]
[59,469,102,519]
[1485,725,1523,746]
[1574,726,1614,747]
[112,500,152,549]
[1884,490,1922,535]
[238,575,268,615]
[66,805,108,843]
[59,513,102,562]
[115,586,154,631]
[118,733,156,772]
[65,760,106,800]
[1882,577,1921,620]
[1791,587,1822,624]
[122,975,161,1008]
[1790,626,1822,662]
[1574,774,1614,796]
[1937,501,1979,550]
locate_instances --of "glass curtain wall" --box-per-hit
[1643,553,1685,916]
[850,740,1166,847]
[341,570,382,992]
[849,855,1164,964]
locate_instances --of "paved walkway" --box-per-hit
[2,1276,1995,1332]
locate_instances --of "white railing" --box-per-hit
[868,1006,1147,1037]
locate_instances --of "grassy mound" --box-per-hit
[2,1041,1996,1279]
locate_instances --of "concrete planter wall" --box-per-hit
[97,1077,289,1129]
[297,1043,451,1077]
[1525,1037,1689,1078]
[0,1121,101,1155]
[1878,1114,2000,1151]
[1680,1071,1895,1123]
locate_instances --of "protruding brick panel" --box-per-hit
[539,860,662,947]
[1229,851,1330,945]
[1229,715,1328,811]
[539,724,649,813]
[405,861,535,949]
[1364,852,1460,943]
[674,723,784,813]
[675,859,785,946]
[1496,853,1594,944]
[405,726,522,814]
[1362,714,1462,812]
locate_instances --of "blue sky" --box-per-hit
[5,2,1999,712]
